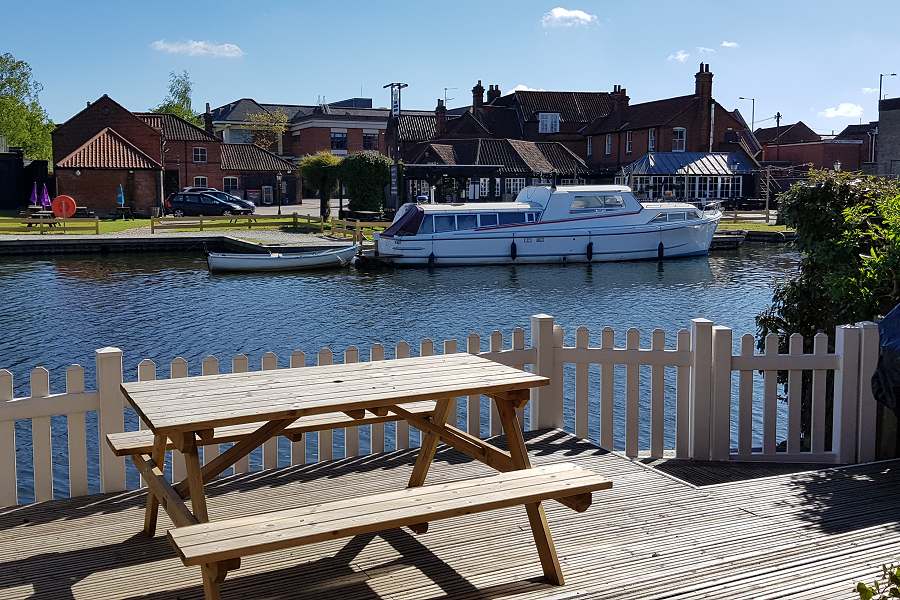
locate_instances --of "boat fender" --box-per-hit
[510,241,517,261]
[586,241,594,262]
[657,242,664,260]
[428,252,436,267]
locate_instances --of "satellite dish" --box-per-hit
[52,195,77,218]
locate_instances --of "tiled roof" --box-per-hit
[221,143,295,172]
[210,98,269,122]
[836,122,878,138]
[412,138,588,175]
[754,121,820,145]
[584,95,697,134]
[56,127,161,169]
[500,91,614,123]
[622,152,755,176]
[135,112,217,142]
[396,113,436,142]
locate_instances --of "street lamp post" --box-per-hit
[276,171,283,216]
[738,96,756,130]
[879,73,897,102]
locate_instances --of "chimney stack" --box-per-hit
[435,98,447,136]
[472,80,485,110]
[487,84,501,103]
[204,102,213,133]
[611,84,630,110]
[694,63,713,99]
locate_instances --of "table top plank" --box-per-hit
[122,353,547,434]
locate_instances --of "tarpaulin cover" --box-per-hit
[873,303,900,417]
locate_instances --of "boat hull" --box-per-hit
[376,220,718,266]
[207,246,358,272]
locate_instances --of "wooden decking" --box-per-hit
[1,429,898,600]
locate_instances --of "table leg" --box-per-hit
[496,400,564,585]
[143,434,167,536]
[182,434,209,523]
[408,398,453,488]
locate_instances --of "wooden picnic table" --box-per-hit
[119,352,608,599]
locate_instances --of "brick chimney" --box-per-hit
[435,98,447,136]
[695,63,714,151]
[487,84,502,104]
[610,84,630,110]
[472,80,485,110]
[204,102,214,133]
[694,63,713,99]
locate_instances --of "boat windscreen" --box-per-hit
[382,205,424,236]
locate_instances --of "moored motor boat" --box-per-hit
[207,245,359,272]
[374,185,721,266]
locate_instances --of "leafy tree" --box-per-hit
[340,151,391,212]
[151,70,202,126]
[756,170,900,347]
[246,109,288,153]
[0,52,54,161]
[299,151,342,221]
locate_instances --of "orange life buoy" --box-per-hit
[52,195,77,218]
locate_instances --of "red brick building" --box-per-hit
[53,95,296,214]
[753,120,874,171]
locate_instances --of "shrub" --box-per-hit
[856,563,900,599]
[299,151,342,221]
[340,151,391,213]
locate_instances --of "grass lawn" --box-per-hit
[718,219,794,232]
[0,215,150,235]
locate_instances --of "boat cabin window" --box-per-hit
[686,210,701,220]
[570,194,626,213]
[418,215,434,234]
[668,212,686,221]
[652,211,695,223]
[525,212,539,223]
[478,213,498,227]
[651,213,668,223]
[434,215,456,233]
[456,214,477,230]
[499,212,526,225]
[603,195,626,209]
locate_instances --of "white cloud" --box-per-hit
[721,40,740,48]
[667,50,690,63]
[862,87,879,94]
[541,7,598,27]
[819,102,864,118]
[150,39,244,58]
[511,84,546,92]
[697,46,716,54]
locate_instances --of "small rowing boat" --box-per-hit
[207,245,359,273]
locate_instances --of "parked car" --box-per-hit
[181,186,217,193]
[204,191,256,213]
[164,192,252,216]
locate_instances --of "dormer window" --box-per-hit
[538,112,560,134]
[672,127,686,152]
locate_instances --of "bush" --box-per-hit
[856,563,900,599]
[299,151,342,221]
[340,151,391,213]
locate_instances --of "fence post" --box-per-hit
[710,325,733,461]
[94,216,100,235]
[292,213,298,229]
[857,322,880,463]
[531,314,562,430]
[151,217,155,234]
[833,325,861,464]
[96,347,126,492]
[0,369,15,506]
[689,319,714,460]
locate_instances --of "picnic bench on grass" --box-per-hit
[113,352,611,600]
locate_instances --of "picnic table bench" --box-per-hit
[115,352,611,600]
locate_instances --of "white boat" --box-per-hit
[375,185,721,266]
[207,245,358,272]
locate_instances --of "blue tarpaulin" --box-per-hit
[873,303,900,417]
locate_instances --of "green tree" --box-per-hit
[0,52,54,161]
[246,109,288,153]
[151,70,202,127]
[340,151,391,212]
[299,151,342,221]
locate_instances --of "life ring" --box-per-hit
[52,195,77,218]
[586,241,594,261]
[510,241,517,261]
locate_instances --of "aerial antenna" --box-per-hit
[443,87,457,104]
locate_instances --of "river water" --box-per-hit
[0,245,799,502]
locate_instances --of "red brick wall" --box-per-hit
[53,96,162,164]
[56,168,159,214]
[761,142,864,170]
[162,140,225,188]
[288,127,386,157]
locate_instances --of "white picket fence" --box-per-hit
[0,314,882,506]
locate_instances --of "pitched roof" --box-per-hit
[221,143,295,172]
[754,121,820,145]
[135,112,217,142]
[411,138,588,175]
[622,152,755,176]
[56,127,161,169]
[499,91,614,123]
[210,98,270,122]
[583,95,698,134]
[211,98,391,125]
[396,113,436,143]
[836,122,878,138]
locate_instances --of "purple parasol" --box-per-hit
[40,184,51,208]
[29,182,38,207]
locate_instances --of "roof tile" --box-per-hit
[221,144,295,172]
[56,127,161,169]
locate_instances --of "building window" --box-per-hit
[504,177,526,196]
[538,112,560,134]
[363,131,379,150]
[648,128,656,152]
[672,127,686,152]
[193,176,207,188]
[192,147,207,163]
[626,131,633,154]
[330,130,348,151]
[479,178,491,198]
[605,134,612,155]
[223,176,239,193]
[586,136,592,157]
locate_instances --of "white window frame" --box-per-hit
[605,134,612,155]
[504,177,526,196]
[672,127,686,152]
[648,128,656,152]
[193,176,207,187]
[223,176,239,193]
[192,147,207,164]
[625,131,633,154]
[479,177,491,198]
[587,136,592,157]
[538,112,560,134]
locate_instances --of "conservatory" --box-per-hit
[615,151,756,203]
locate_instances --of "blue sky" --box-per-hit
[6,0,900,134]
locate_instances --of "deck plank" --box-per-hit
[0,430,897,600]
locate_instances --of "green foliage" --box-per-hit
[0,52,54,161]
[856,563,900,599]
[299,151,342,220]
[340,151,391,212]
[151,71,202,127]
[246,109,288,152]
[757,170,900,348]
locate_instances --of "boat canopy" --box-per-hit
[382,204,424,236]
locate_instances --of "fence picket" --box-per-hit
[342,347,358,458]
[370,344,385,454]
[489,331,504,436]
[290,351,306,465]
[416,339,434,448]
[96,347,125,493]
[136,360,156,486]
[675,329,691,458]
[30,367,52,502]
[811,333,828,454]
[575,327,590,440]
[650,329,666,458]
[511,328,526,427]
[763,334,779,455]
[787,334,804,454]
[737,335,755,458]
[466,333,481,436]
[0,370,13,506]
[711,326,733,461]
[599,327,615,450]
[261,352,279,468]
[316,349,333,462]
[625,329,640,457]
[395,341,411,449]
[65,365,88,498]
[201,357,220,465]
[231,355,250,474]
[169,358,188,481]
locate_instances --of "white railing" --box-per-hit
[0,315,882,506]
